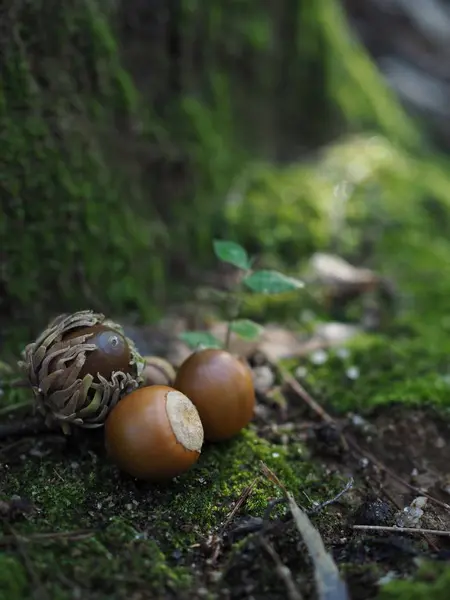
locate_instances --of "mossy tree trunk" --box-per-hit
[1,0,421,350]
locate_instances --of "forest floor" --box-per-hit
[2,136,450,599]
[1,288,450,600]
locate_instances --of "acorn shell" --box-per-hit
[105,385,203,480]
[174,348,256,441]
[18,310,145,433]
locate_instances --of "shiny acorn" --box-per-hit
[105,385,204,480]
[63,324,132,381]
[173,348,255,442]
[19,310,144,433]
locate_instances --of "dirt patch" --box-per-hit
[210,398,450,600]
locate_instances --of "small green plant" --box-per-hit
[179,240,304,350]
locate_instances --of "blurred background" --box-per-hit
[2,0,450,352]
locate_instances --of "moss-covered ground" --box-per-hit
[2,133,450,598]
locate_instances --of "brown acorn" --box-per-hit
[105,385,204,481]
[19,310,145,433]
[174,348,255,441]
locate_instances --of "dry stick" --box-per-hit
[276,364,349,451]
[223,477,259,527]
[276,364,334,424]
[209,478,259,564]
[260,537,304,600]
[353,524,450,536]
[261,463,350,600]
[275,365,450,515]
[346,435,450,513]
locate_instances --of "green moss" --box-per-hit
[0,425,340,599]
[294,334,450,413]
[1,0,168,349]
[377,563,450,600]
[224,134,450,415]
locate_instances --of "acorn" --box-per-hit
[19,310,145,433]
[173,348,255,442]
[141,356,176,387]
[105,385,204,480]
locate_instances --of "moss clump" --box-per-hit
[225,134,450,416]
[295,334,450,413]
[377,563,450,600]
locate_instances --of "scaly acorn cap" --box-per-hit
[18,310,145,434]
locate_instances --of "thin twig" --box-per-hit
[276,364,334,425]
[269,364,349,450]
[260,537,304,600]
[309,478,354,514]
[223,477,259,527]
[209,478,259,564]
[353,524,450,536]
[346,435,450,512]
[261,463,350,600]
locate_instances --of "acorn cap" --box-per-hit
[18,310,145,433]
[141,356,176,387]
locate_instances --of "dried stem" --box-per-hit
[276,364,334,424]
[224,294,244,351]
[260,537,304,600]
[346,435,450,512]
[353,524,450,536]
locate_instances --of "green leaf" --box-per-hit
[178,331,223,350]
[213,240,250,270]
[230,319,264,340]
[243,270,304,294]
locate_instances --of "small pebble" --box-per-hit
[295,366,308,379]
[378,571,397,586]
[353,498,394,526]
[395,496,428,528]
[251,365,275,394]
[310,349,328,365]
[346,366,360,380]
[350,413,367,428]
